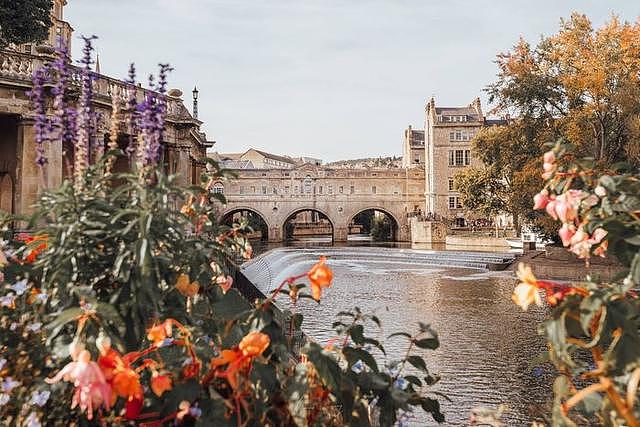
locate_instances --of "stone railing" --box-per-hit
[0,50,182,115]
[0,51,35,82]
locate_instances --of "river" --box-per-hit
[242,245,553,426]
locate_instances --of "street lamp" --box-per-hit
[192,86,199,119]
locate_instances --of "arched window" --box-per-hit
[212,182,224,194]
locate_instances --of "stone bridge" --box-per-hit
[217,165,426,242]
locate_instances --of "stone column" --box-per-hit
[334,226,348,242]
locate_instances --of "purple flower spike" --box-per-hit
[29,67,51,167]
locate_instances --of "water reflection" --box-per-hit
[244,246,552,426]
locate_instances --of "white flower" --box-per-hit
[0,393,9,406]
[9,323,17,331]
[26,412,41,427]
[0,358,6,371]
[351,360,364,374]
[0,293,16,308]
[10,279,28,296]
[29,390,50,407]
[26,323,42,333]
[1,377,20,393]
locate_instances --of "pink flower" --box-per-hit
[568,228,591,258]
[558,223,576,247]
[533,190,550,210]
[554,192,580,223]
[216,275,233,294]
[543,150,555,164]
[591,228,607,243]
[45,350,111,420]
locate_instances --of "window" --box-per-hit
[239,186,245,194]
[273,187,277,194]
[372,186,377,194]
[304,176,313,193]
[350,185,355,194]
[339,186,344,194]
[294,186,298,193]
[464,150,471,166]
[284,172,290,177]
[414,155,420,163]
[455,130,462,141]
[449,131,455,141]
[328,185,333,194]
[251,186,256,193]
[448,196,463,209]
[455,150,464,166]
[285,186,290,193]
[318,186,323,194]
[448,151,455,166]
[212,182,224,194]
[448,178,455,192]
[261,173,267,177]
[262,186,267,195]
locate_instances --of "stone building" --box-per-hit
[421,96,508,226]
[402,125,425,168]
[0,0,212,216]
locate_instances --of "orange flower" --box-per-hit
[176,274,199,298]
[112,366,143,401]
[307,256,333,301]
[24,234,47,263]
[147,320,173,346]
[239,331,270,357]
[512,263,542,311]
[150,372,173,397]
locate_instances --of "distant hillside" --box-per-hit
[326,156,402,169]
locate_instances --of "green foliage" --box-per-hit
[0,0,53,48]
[0,156,445,426]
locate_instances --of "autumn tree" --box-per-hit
[455,122,546,236]
[488,13,640,166]
[0,0,52,48]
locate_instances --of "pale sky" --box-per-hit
[65,1,638,162]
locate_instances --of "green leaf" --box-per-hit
[388,332,412,340]
[404,375,422,387]
[343,346,379,372]
[414,337,439,350]
[349,324,365,345]
[406,355,429,373]
[46,307,83,331]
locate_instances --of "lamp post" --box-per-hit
[192,86,199,120]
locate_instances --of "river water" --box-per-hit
[242,245,553,426]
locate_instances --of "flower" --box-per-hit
[29,390,50,407]
[0,394,8,406]
[216,275,233,294]
[554,191,580,223]
[23,235,47,263]
[25,412,41,427]
[45,350,112,420]
[558,223,576,247]
[0,358,6,371]
[512,263,542,311]
[543,150,555,164]
[307,256,333,301]
[175,274,199,298]
[0,250,7,268]
[545,197,558,220]
[533,190,550,210]
[10,279,28,295]
[0,293,16,309]
[239,331,270,357]
[1,377,20,393]
[26,322,42,333]
[594,185,607,197]
[111,365,143,402]
[147,320,173,346]
[150,372,172,397]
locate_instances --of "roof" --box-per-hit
[435,107,480,118]
[250,149,296,164]
[217,152,243,160]
[221,160,255,169]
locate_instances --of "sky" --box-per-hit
[65,1,638,162]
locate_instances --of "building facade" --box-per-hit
[0,1,211,216]
[402,125,425,168]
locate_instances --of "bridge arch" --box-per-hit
[348,207,401,241]
[281,207,335,242]
[220,206,271,241]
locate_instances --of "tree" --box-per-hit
[488,13,640,166]
[454,123,543,235]
[0,0,53,48]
